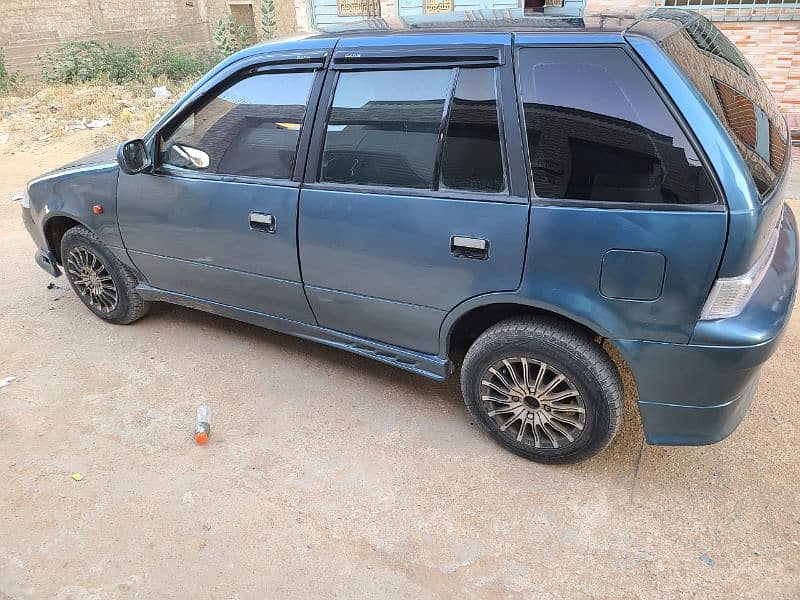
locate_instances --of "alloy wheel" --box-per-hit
[66,246,119,313]
[479,357,586,449]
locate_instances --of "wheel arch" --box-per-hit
[43,213,89,264]
[441,294,639,404]
[441,294,610,354]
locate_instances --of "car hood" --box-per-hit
[42,146,119,177]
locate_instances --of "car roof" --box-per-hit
[231,8,699,57]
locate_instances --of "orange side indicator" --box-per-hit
[92,204,104,215]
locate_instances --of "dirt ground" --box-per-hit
[1,115,799,599]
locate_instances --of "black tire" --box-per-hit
[460,316,622,464]
[60,226,150,325]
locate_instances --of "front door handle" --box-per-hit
[451,235,490,260]
[249,212,276,233]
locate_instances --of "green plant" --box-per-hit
[40,41,111,84]
[137,40,220,81]
[260,0,278,40]
[213,15,251,55]
[0,48,24,92]
[38,40,219,85]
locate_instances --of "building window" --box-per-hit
[524,0,565,13]
[337,0,381,17]
[657,0,800,22]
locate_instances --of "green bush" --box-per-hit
[0,48,23,92]
[39,40,221,85]
[138,40,220,81]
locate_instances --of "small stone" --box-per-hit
[0,133,9,145]
[152,86,172,99]
[699,553,715,567]
[181,491,194,505]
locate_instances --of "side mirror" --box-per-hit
[117,139,152,175]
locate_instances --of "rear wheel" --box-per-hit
[460,316,623,464]
[60,226,150,324]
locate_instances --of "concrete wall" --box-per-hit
[3,0,800,124]
[0,0,297,77]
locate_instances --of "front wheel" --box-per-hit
[460,316,623,464]
[61,226,150,325]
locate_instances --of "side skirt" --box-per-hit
[136,284,453,381]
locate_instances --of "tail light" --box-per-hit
[700,214,781,320]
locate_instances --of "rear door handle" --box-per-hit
[249,212,276,233]
[451,235,489,260]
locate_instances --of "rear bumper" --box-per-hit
[617,205,798,446]
[637,376,758,446]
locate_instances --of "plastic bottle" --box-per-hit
[195,404,211,445]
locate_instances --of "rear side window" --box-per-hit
[320,67,505,193]
[160,71,315,180]
[519,47,716,205]
[659,13,788,197]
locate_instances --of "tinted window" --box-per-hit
[321,69,451,188]
[440,68,505,193]
[658,13,788,197]
[160,71,315,179]
[520,47,715,204]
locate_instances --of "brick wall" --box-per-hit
[584,0,800,121]
[0,0,297,77]
[717,23,800,123]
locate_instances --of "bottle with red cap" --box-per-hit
[195,404,211,445]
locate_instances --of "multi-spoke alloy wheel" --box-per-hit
[461,317,623,464]
[480,357,586,449]
[60,226,150,324]
[66,246,119,313]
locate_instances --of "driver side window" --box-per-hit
[160,70,316,180]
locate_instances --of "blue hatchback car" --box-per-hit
[21,9,798,463]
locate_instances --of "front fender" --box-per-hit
[29,163,123,253]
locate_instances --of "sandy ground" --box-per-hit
[0,133,798,599]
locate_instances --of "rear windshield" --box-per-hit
[657,11,788,198]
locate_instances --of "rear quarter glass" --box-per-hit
[655,12,788,199]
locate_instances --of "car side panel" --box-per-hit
[520,206,727,343]
[28,163,123,250]
[299,188,529,353]
[117,174,316,324]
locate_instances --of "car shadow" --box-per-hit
[145,301,464,406]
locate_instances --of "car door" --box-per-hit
[298,37,530,355]
[117,53,326,324]
[515,43,728,343]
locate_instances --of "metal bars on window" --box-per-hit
[656,0,800,21]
